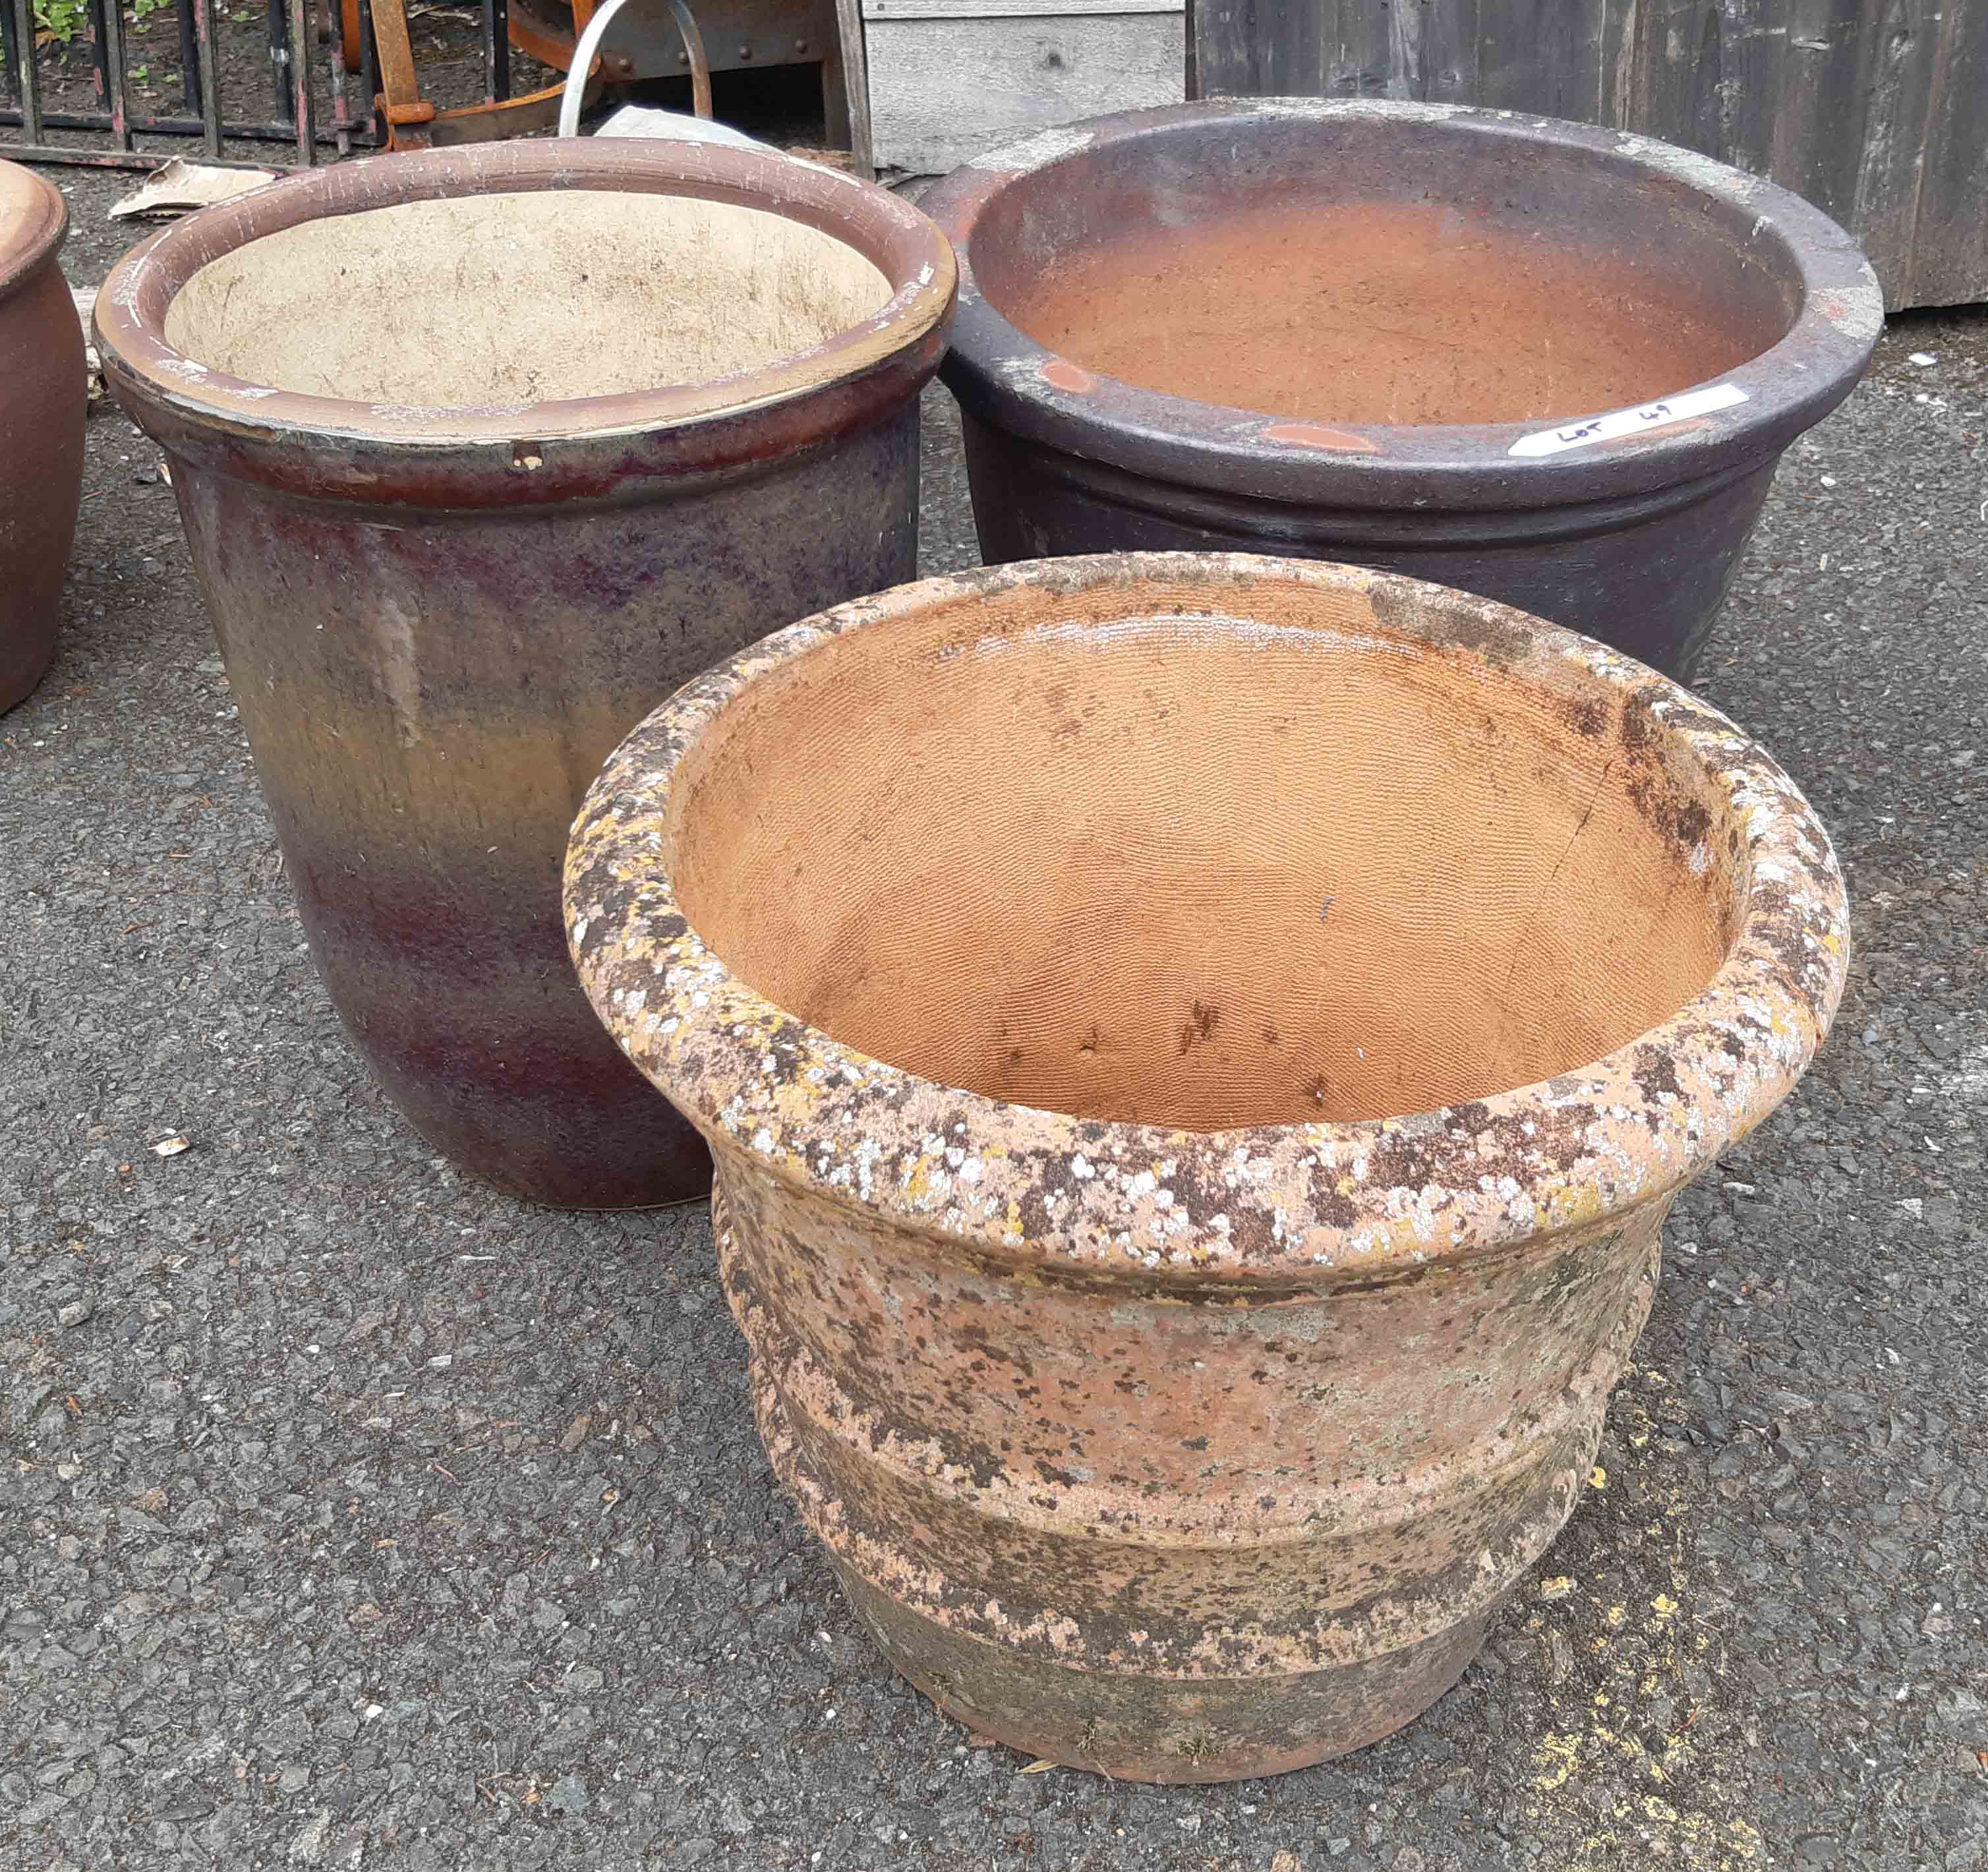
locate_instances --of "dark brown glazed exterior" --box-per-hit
[921,102,1884,684]
[96,140,955,1208]
[1,161,86,716]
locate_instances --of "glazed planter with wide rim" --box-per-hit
[921,101,1883,683]
[1,160,87,715]
[96,139,954,1210]
[567,552,1848,1781]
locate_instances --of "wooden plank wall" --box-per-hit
[1191,0,1987,307]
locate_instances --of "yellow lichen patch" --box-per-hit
[1540,1575,1577,1600]
[1589,1465,1608,1488]
[1514,1389,1760,1870]
[1533,1731,1582,1792]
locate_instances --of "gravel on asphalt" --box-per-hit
[2,168,1985,1872]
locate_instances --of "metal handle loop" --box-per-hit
[558,0,712,137]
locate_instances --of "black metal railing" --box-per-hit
[0,0,509,167]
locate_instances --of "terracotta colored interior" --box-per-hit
[670,576,1739,1129]
[972,144,1800,427]
[163,190,892,406]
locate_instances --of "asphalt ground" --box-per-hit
[3,168,1985,1872]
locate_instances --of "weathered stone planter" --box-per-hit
[96,140,954,1208]
[921,101,1884,682]
[1,160,86,715]
[566,554,1848,1779]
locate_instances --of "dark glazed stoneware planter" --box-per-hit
[1,160,87,715]
[920,102,1884,682]
[96,140,954,1209]
[566,553,1850,1780]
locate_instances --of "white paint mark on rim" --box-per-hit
[1508,383,1749,458]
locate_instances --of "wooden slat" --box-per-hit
[1846,0,1947,301]
[1418,0,1480,101]
[867,7,1183,171]
[1188,0,1988,305]
[833,0,875,174]
[1471,0,1607,121]
[1903,0,1988,304]
[866,0,1180,16]
[1191,0,1260,93]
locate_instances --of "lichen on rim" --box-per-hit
[565,553,1848,1287]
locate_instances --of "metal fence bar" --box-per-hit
[483,0,508,103]
[98,0,132,150]
[175,0,202,113]
[1,0,524,165]
[328,0,351,153]
[357,0,379,142]
[87,0,115,128]
[266,0,289,119]
[0,103,353,138]
[192,0,222,152]
[287,0,312,161]
[0,136,301,163]
[8,0,41,145]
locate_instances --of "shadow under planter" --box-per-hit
[95,140,954,1208]
[567,552,1849,1779]
[921,100,1883,684]
[1,160,86,716]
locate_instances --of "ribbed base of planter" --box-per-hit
[716,1167,1660,1782]
[831,1553,1495,1784]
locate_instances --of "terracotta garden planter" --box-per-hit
[567,552,1848,1780]
[96,140,954,1209]
[921,101,1883,682]
[1,160,86,715]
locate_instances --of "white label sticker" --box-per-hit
[1508,383,1749,458]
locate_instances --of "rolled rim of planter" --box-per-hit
[94,138,956,504]
[567,552,1850,1284]
[919,101,1883,512]
[0,160,69,303]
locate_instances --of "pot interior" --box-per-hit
[970,121,1801,427]
[670,574,1740,1129]
[163,190,894,406]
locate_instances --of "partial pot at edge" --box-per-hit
[567,552,1848,1780]
[921,102,1883,682]
[1,160,86,715]
[96,139,954,1209]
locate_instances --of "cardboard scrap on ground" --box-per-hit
[107,156,277,222]
[71,285,102,403]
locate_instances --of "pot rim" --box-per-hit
[566,552,1850,1285]
[0,160,69,306]
[93,138,956,453]
[920,100,1883,512]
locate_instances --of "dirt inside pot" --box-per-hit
[986,198,1790,429]
[670,575,1739,1128]
[162,190,893,407]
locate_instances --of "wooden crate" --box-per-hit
[860,0,1186,175]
